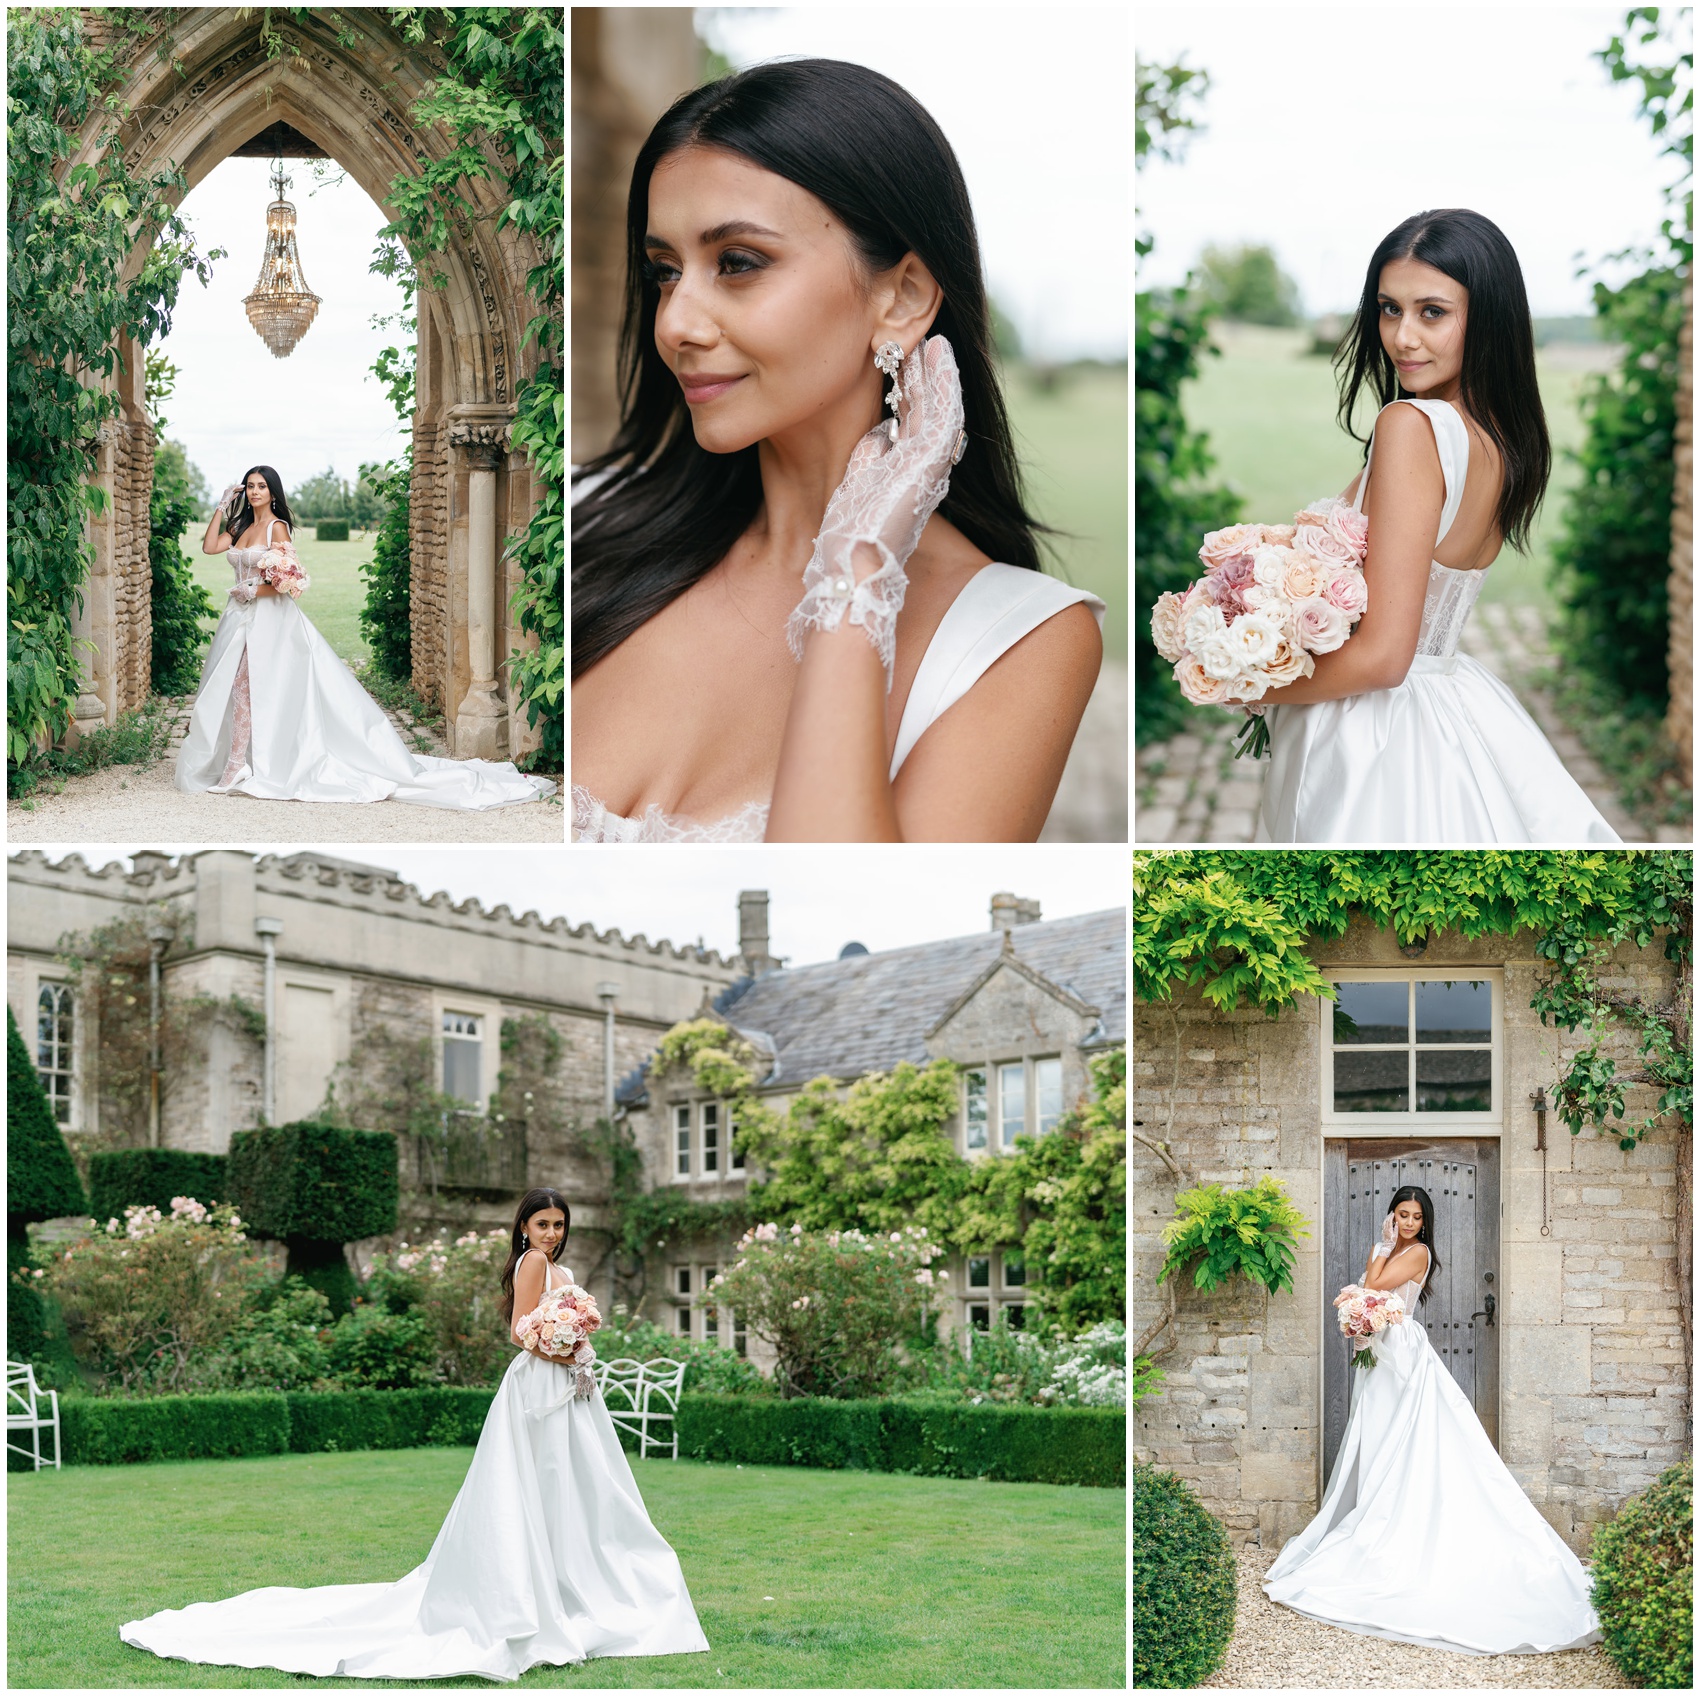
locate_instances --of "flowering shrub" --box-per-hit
[705,1223,945,1399]
[325,1303,437,1390]
[365,1229,513,1385]
[595,1306,772,1398]
[28,1199,256,1392]
[916,1318,1129,1407]
[173,1280,335,1394]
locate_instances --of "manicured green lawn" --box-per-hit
[1006,362,1129,659]
[1182,325,1601,608]
[9,1449,1124,1688]
[182,523,374,669]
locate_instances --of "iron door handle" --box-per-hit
[1470,1293,1496,1326]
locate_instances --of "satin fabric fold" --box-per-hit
[120,1348,709,1681]
[1263,1316,1600,1656]
[1255,654,1620,844]
[176,594,554,810]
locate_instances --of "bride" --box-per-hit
[1263,1186,1600,1655]
[122,1188,709,1680]
[176,466,554,809]
[1253,208,1619,844]
[571,59,1105,842]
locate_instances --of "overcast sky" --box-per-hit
[23,847,1129,969]
[699,5,1129,361]
[153,156,411,498]
[1137,4,1682,316]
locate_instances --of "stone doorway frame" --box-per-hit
[63,8,552,761]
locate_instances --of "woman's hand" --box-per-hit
[1372,1212,1398,1260]
[785,335,965,680]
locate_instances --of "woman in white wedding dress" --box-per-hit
[176,466,553,810]
[122,1188,709,1680]
[1253,209,1618,844]
[1264,1187,1600,1656]
[570,60,1104,843]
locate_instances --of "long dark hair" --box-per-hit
[571,58,1046,678]
[1334,209,1550,552]
[228,465,296,540]
[498,1186,571,1323]
[1386,1185,1439,1305]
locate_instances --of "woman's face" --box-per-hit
[644,146,892,455]
[525,1206,566,1259]
[1392,1199,1425,1242]
[1377,257,1468,398]
[244,471,273,513]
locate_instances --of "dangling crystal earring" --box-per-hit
[874,340,904,443]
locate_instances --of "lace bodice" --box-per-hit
[228,520,282,589]
[1357,399,1486,661]
[572,789,769,843]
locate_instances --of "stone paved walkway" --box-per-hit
[1203,1544,1626,1690]
[1136,604,1683,843]
[8,695,563,843]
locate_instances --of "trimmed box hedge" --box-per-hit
[23,1387,1124,1487]
[313,518,350,541]
[227,1121,397,1245]
[1132,1462,1237,1686]
[677,1395,1124,1487]
[87,1148,227,1221]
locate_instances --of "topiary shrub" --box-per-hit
[314,518,350,542]
[325,1303,437,1390]
[1591,1458,1692,1690]
[227,1120,397,1313]
[1132,1462,1237,1687]
[87,1148,226,1221]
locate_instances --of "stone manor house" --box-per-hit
[8,851,1125,1347]
[1131,916,1688,1554]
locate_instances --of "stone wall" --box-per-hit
[1666,272,1693,774]
[1132,918,1687,1553]
[113,408,155,715]
[410,312,451,710]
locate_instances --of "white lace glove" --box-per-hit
[1370,1213,1398,1262]
[218,482,243,520]
[229,579,259,604]
[785,334,966,683]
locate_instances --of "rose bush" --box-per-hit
[366,1228,513,1386]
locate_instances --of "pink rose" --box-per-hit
[1291,596,1351,654]
[1293,523,1359,570]
[1198,524,1270,570]
[1326,501,1369,561]
[1261,524,1297,546]
[1211,553,1257,594]
[1174,655,1228,705]
[1150,591,1189,663]
[1324,570,1369,618]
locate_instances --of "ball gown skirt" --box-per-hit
[120,1349,709,1680]
[176,589,554,810]
[1262,1316,1600,1655]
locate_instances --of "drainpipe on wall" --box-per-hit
[255,917,283,1123]
[596,982,621,1120]
[145,915,173,1148]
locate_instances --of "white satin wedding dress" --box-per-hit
[1263,1246,1600,1655]
[175,518,554,809]
[1255,399,1619,844]
[572,563,1103,841]
[122,1255,709,1680]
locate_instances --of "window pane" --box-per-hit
[1003,1255,1026,1288]
[704,1307,719,1341]
[676,1267,691,1296]
[998,1063,1025,1146]
[1333,981,1408,1045]
[1415,979,1491,1044]
[675,1307,692,1336]
[676,1119,690,1176]
[1003,1303,1026,1331]
[443,1039,481,1104]
[1035,1058,1063,1134]
[969,1303,991,1331]
[968,1255,991,1288]
[1333,1049,1409,1112]
[674,1104,690,1132]
[729,1113,745,1171]
[702,1104,719,1172]
[964,1070,987,1150]
[1416,1048,1492,1112]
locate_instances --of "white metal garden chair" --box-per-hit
[6,1360,61,1472]
[594,1357,688,1460]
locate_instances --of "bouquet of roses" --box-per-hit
[1150,497,1370,757]
[515,1280,603,1397]
[1332,1282,1408,1370]
[259,538,310,600]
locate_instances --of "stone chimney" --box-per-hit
[738,889,779,976]
[990,892,1041,932]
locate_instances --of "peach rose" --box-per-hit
[1262,637,1315,687]
[1281,553,1331,601]
[1261,524,1297,546]
[1151,591,1189,663]
[1291,596,1351,654]
[1199,523,1270,570]
[1174,654,1229,704]
[1325,569,1369,618]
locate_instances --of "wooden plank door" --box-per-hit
[1322,1138,1500,1482]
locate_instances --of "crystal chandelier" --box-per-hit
[242,163,321,358]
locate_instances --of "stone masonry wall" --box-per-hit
[410,410,450,709]
[1133,918,1686,1553]
[114,412,155,713]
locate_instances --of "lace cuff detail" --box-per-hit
[785,538,908,677]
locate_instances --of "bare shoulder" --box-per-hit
[1376,400,1445,465]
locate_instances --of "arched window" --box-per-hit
[36,982,75,1125]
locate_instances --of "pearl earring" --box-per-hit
[874,340,904,443]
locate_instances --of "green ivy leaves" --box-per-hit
[1157,1176,1310,1297]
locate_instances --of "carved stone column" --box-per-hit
[447,418,511,758]
[68,420,121,743]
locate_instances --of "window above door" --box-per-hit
[1321,970,1501,1127]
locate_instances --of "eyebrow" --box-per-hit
[645,219,784,249]
[1378,293,1456,305]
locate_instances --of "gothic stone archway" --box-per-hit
[68,8,550,760]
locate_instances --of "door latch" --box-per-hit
[1470,1292,1496,1327]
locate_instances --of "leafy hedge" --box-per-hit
[677,1395,1124,1487]
[314,518,350,542]
[20,1387,1121,1487]
[1132,1463,1237,1687]
[227,1121,397,1244]
[1591,1458,1692,1689]
[7,1007,86,1228]
[87,1148,226,1221]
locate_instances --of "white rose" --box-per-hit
[1252,546,1291,589]
[1194,634,1242,681]
[1182,603,1229,655]
[1150,591,1189,663]
[1226,612,1281,670]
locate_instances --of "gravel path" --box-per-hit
[1203,1543,1626,1690]
[8,697,563,844]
